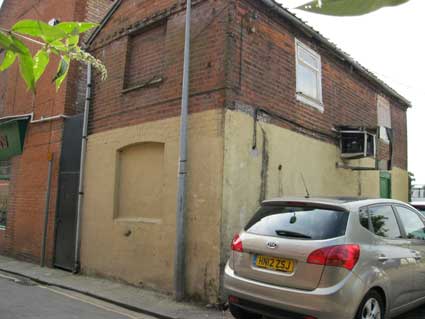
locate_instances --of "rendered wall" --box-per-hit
[221,110,408,263]
[80,109,224,302]
[392,167,409,202]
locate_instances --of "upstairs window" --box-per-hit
[295,39,323,111]
[377,95,392,143]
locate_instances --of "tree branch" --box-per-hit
[0,26,45,46]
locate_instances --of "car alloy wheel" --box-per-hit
[361,298,381,319]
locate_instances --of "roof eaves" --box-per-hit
[258,0,412,108]
[83,0,122,49]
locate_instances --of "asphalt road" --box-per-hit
[1,271,425,319]
[0,273,156,319]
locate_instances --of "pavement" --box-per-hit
[1,255,425,319]
[0,255,230,319]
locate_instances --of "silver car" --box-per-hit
[224,197,425,319]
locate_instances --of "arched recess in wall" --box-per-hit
[114,142,165,220]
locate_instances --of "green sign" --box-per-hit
[0,119,28,160]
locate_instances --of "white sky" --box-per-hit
[278,0,424,184]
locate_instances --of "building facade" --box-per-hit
[412,185,425,201]
[80,0,409,302]
[0,0,112,268]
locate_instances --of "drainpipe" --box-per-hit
[175,0,191,302]
[40,152,54,267]
[74,63,92,273]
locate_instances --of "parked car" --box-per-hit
[411,202,425,216]
[224,197,425,319]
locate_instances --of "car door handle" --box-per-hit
[378,255,388,262]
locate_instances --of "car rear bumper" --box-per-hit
[224,263,366,319]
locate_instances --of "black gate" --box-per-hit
[54,114,83,271]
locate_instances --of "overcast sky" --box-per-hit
[279,0,424,184]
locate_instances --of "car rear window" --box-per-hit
[245,205,349,240]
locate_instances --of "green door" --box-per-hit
[380,171,392,199]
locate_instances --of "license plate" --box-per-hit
[255,255,294,273]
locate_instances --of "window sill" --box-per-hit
[0,226,5,231]
[114,217,162,225]
[296,93,324,113]
[122,76,164,94]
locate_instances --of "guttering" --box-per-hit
[258,0,411,108]
[74,63,92,273]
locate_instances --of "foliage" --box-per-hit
[0,20,107,92]
[298,0,411,16]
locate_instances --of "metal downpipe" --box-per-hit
[74,63,92,273]
[40,153,54,267]
[175,0,191,302]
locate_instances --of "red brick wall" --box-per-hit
[88,0,229,134]
[225,0,408,169]
[87,0,408,169]
[0,0,110,264]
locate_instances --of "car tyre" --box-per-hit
[355,290,385,319]
[229,303,262,319]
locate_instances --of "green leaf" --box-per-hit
[0,51,17,71]
[0,32,26,54]
[298,0,411,16]
[6,36,35,91]
[49,40,67,52]
[53,56,70,91]
[66,35,80,47]
[12,20,66,43]
[55,22,98,35]
[0,32,13,50]
[17,53,35,91]
[9,36,31,55]
[33,49,49,82]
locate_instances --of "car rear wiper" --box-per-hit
[275,230,312,239]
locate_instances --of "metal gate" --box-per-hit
[54,114,83,271]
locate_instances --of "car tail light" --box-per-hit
[228,295,239,304]
[307,245,360,270]
[231,234,243,252]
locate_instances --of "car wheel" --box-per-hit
[229,303,262,319]
[356,290,384,319]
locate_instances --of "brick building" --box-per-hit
[0,0,112,268]
[78,0,410,302]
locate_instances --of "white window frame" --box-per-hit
[295,39,323,112]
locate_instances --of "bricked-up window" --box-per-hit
[0,160,10,228]
[115,142,165,220]
[377,95,392,143]
[124,22,167,90]
[295,39,323,111]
